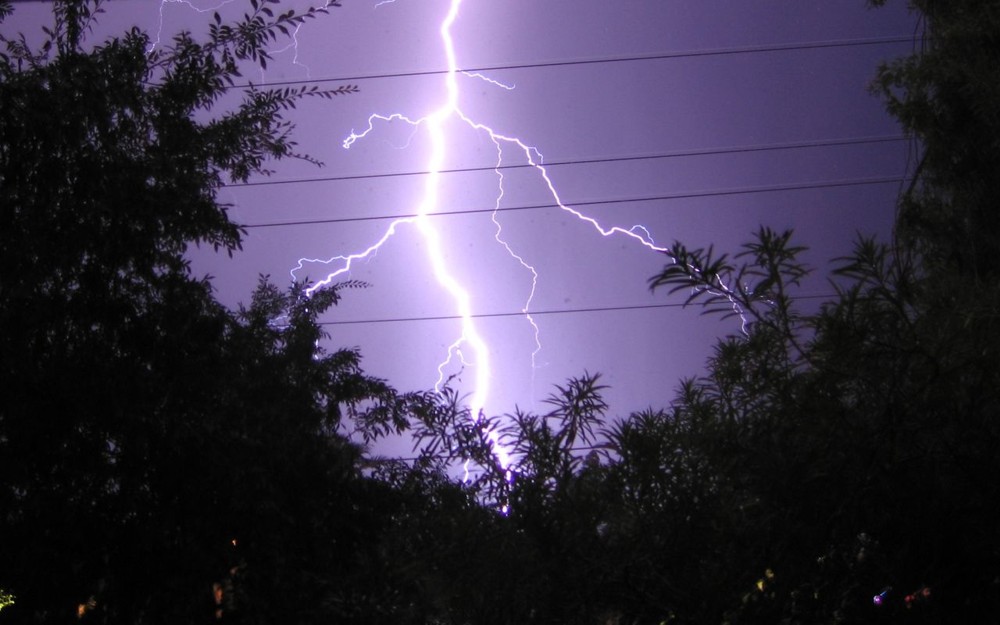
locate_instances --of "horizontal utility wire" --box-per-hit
[240,35,914,89]
[224,38,913,329]
[318,294,835,327]
[243,175,909,229]
[226,134,907,189]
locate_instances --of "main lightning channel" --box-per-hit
[296,0,510,470]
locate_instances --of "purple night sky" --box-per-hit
[6,0,917,420]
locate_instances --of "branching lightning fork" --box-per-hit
[292,0,748,473]
[151,0,748,474]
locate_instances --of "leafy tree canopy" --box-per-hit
[0,2,430,623]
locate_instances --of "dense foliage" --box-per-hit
[0,1,416,623]
[2,0,997,623]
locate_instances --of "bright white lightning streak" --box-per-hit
[415,0,494,431]
[298,0,508,470]
[298,0,750,473]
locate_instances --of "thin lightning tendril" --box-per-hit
[260,22,312,83]
[486,138,542,384]
[150,0,238,53]
[151,0,324,83]
[462,71,515,90]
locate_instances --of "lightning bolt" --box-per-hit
[151,0,747,475]
[294,0,749,473]
[144,0,751,479]
[294,0,505,469]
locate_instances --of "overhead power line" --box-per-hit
[240,35,914,89]
[242,175,909,230]
[225,134,907,189]
[317,294,836,327]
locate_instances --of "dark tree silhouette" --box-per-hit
[631,2,1000,619]
[869,0,1000,281]
[0,2,430,623]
